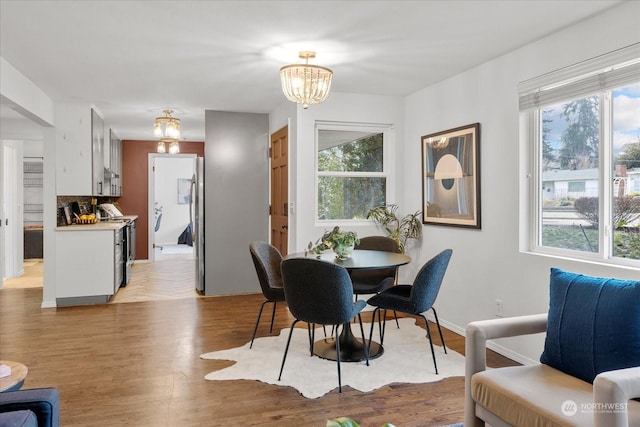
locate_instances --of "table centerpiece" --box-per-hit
[306,226,359,260]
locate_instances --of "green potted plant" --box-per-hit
[327,417,395,427]
[306,226,360,260]
[366,204,422,253]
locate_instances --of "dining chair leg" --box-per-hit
[431,307,447,353]
[420,314,438,374]
[269,302,277,333]
[335,323,342,393]
[393,310,400,328]
[380,309,388,345]
[250,299,271,349]
[310,324,316,356]
[278,319,299,381]
[368,308,380,355]
[372,308,386,345]
[357,313,370,366]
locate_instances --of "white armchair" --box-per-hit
[464,314,640,427]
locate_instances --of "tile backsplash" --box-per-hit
[56,196,121,225]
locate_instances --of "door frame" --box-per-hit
[2,141,23,280]
[0,143,5,283]
[270,125,289,255]
[147,153,196,262]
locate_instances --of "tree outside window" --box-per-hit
[317,130,388,221]
[538,84,640,261]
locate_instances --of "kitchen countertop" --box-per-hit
[56,215,138,231]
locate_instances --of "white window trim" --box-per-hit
[314,121,394,225]
[520,44,640,268]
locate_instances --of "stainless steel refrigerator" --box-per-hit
[191,157,205,293]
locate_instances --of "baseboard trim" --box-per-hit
[426,313,539,366]
[41,300,57,309]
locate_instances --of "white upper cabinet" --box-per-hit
[91,108,105,195]
[55,104,106,196]
[109,129,122,196]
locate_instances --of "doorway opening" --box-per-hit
[1,107,45,292]
[147,153,196,263]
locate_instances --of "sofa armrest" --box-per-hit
[593,366,640,427]
[0,388,60,427]
[464,313,547,427]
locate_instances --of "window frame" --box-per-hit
[314,121,394,225]
[520,44,640,268]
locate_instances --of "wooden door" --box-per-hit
[270,126,288,255]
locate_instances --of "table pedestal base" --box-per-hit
[313,338,383,362]
[313,322,383,362]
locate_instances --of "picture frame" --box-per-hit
[421,123,481,229]
[177,178,192,204]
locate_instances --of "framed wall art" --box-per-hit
[421,123,481,228]
[177,178,192,204]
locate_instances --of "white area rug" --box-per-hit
[201,318,466,398]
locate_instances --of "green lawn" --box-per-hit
[542,225,640,259]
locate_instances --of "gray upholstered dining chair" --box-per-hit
[350,235,401,327]
[278,258,369,393]
[367,249,452,374]
[248,241,286,349]
[351,236,400,294]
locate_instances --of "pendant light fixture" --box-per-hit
[154,109,181,153]
[156,139,180,154]
[280,51,333,109]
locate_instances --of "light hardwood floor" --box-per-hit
[0,255,517,426]
[2,259,44,289]
[3,245,199,303]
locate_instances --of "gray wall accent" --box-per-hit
[204,111,269,296]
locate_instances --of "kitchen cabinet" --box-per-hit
[114,227,124,290]
[108,129,122,196]
[55,104,106,196]
[55,227,122,304]
[91,108,105,195]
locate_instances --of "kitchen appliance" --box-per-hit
[70,201,82,217]
[190,157,205,294]
[123,218,136,286]
[100,203,124,218]
[114,227,124,291]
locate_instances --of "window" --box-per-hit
[520,45,640,265]
[567,181,586,193]
[316,124,391,221]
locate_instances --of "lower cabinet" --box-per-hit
[55,228,123,305]
[114,228,124,292]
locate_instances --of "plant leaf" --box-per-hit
[326,417,360,427]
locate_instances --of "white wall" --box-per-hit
[404,1,640,363]
[0,57,54,127]
[291,92,406,256]
[0,55,55,307]
[1,141,24,279]
[22,140,44,158]
[153,156,194,246]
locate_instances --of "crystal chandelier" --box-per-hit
[154,109,180,154]
[280,51,333,109]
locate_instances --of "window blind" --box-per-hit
[519,43,640,110]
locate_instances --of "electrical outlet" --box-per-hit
[496,299,504,317]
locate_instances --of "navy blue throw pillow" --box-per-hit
[540,268,640,384]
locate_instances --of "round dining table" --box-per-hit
[284,249,411,362]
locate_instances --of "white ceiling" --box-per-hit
[0,0,622,142]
